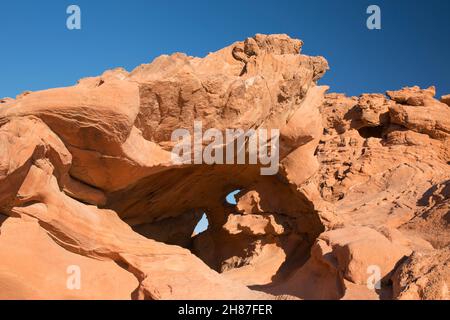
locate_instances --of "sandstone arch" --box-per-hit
[1,34,448,300]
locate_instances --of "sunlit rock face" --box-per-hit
[0,34,448,300]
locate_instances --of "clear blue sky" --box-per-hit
[0,0,449,99]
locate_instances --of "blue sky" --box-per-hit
[1,0,449,99]
[193,190,240,234]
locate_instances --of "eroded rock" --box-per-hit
[392,249,449,300]
[0,35,448,300]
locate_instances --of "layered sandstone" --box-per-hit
[0,34,448,300]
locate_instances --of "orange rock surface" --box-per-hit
[0,34,448,300]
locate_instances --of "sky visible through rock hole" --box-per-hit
[194,190,240,234]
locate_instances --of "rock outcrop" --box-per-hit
[0,34,448,300]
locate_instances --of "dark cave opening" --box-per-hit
[357,125,384,139]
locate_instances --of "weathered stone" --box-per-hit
[0,35,447,300]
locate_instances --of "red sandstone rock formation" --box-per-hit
[0,34,448,300]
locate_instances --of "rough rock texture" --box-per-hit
[0,34,448,300]
[392,248,449,300]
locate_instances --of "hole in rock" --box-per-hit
[225,189,241,205]
[192,213,209,236]
[357,126,384,139]
[107,165,326,298]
